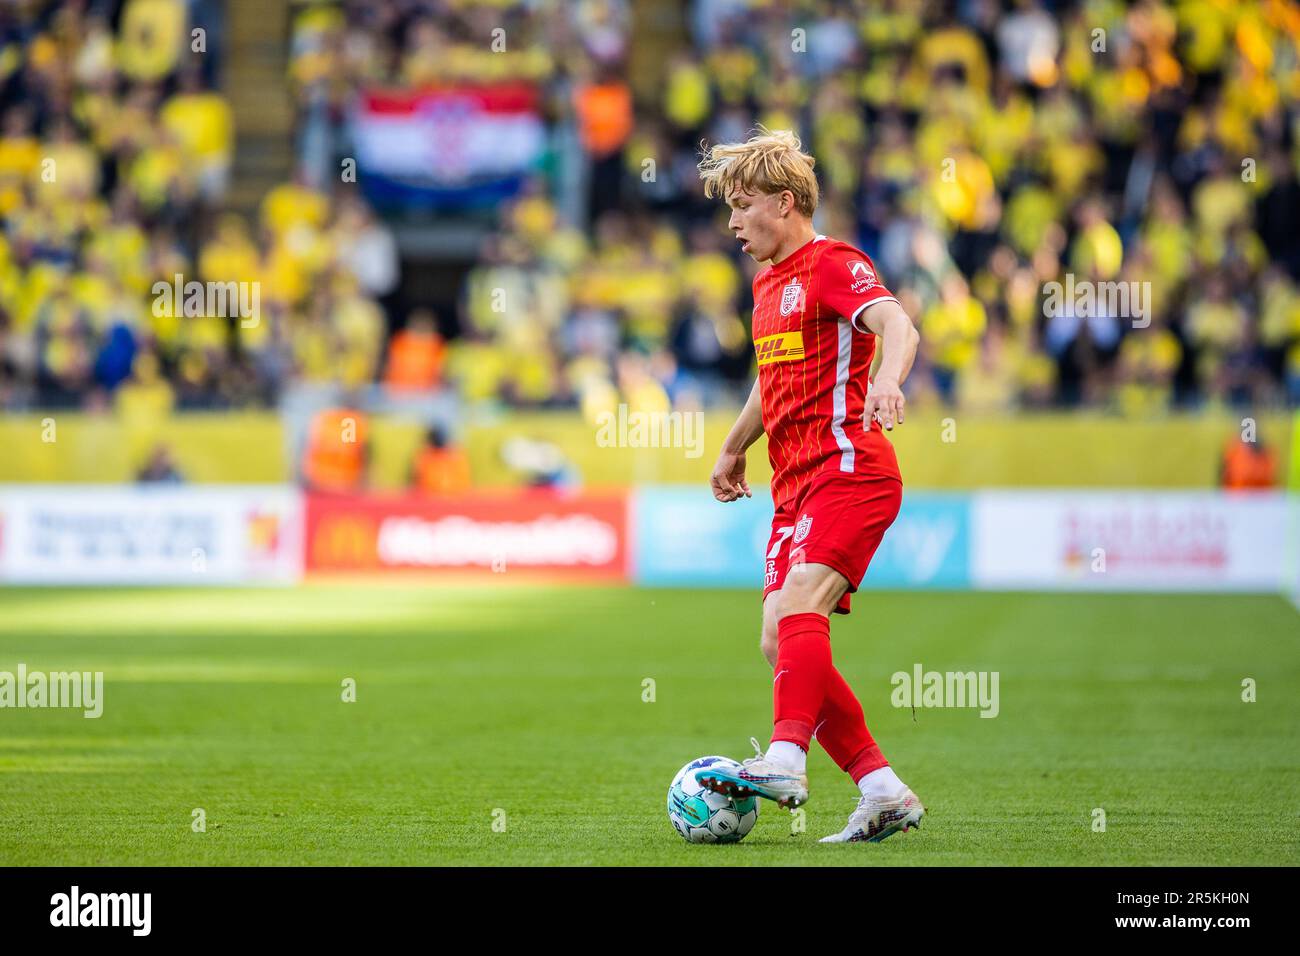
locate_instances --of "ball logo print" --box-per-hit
[666,757,759,844]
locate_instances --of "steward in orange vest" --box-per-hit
[1220,437,1277,489]
[410,427,471,495]
[303,407,370,492]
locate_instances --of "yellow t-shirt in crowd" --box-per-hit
[118,0,186,81]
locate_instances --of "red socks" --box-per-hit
[771,612,833,749]
[771,611,888,782]
[815,666,888,782]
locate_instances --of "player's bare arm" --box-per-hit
[860,299,920,431]
[712,378,763,502]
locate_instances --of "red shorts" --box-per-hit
[762,471,903,615]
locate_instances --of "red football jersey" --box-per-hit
[751,235,902,508]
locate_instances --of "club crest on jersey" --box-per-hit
[848,260,877,294]
[793,513,813,543]
[780,278,804,316]
[754,330,805,365]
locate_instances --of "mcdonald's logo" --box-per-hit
[311,514,378,567]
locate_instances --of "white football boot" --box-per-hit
[819,788,925,843]
[696,737,810,809]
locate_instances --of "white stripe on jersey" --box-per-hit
[830,318,855,472]
[849,295,902,333]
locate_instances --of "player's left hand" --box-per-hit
[864,377,905,431]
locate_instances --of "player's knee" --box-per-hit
[761,596,780,666]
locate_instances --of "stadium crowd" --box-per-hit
[2,0,1299,420]
[0,0,399,414]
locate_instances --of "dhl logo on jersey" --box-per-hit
[754,331,805,365]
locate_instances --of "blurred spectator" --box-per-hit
[160,63,234,204]
[500,435,579,489]
[409,426,472,495]
[1220,434,1278,489]
[331,195,399,303]
[576,65,636,223]
[384,309,446,393]
[302,404,370,492]
[137,443,184,483]
[118,0,188,82]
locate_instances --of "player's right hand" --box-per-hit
[711,450,752,502]
[865,376,905,431]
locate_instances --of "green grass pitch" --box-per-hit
[0,584,1296,866]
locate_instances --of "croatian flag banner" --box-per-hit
[350,84,546,209]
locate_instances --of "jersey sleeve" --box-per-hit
[816,245,900,333]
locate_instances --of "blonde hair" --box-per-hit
[697,127,819,217]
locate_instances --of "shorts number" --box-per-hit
[767,525,795,559]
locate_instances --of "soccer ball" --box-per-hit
[667,756,759,844]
